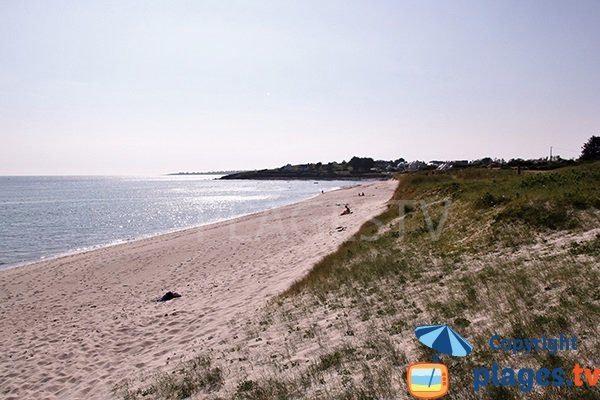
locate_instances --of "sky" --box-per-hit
[1,0,599,175]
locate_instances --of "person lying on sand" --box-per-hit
[340,205,352,215]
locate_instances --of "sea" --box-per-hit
[0,176,359,268]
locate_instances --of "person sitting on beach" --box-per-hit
[340,205,351,215]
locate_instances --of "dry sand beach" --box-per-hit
[0,180,397,400]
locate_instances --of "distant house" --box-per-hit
[400,161,426,171]
[426,160,450,170]
[452,160,469,168]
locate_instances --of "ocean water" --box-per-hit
[0,176,358,268]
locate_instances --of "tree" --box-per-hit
[348,156,375,172]
[580,136,600,161]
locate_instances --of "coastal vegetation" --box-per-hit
[116,159,600,399]
[174,137,599,180]
[579,135,600,162]
[220,157,403,180]
[218,154,580,180]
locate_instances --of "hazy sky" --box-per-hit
[1,0,599,175]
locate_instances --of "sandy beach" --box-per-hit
[0,180,397,400]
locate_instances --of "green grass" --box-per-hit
[285,162,600,297]
[273,162,600,399]
[115,162,600,400]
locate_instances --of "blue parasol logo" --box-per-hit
[407,324,473,399]
[415,324,473,358]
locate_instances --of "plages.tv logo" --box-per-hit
[407,324,473,399]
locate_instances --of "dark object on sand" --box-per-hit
[340,205,351,216]
[158,291,181,302]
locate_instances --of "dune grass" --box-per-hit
[112,356,223,400]
[288,162,600,294]
[116,162,600,399]
[274,162,600,399]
